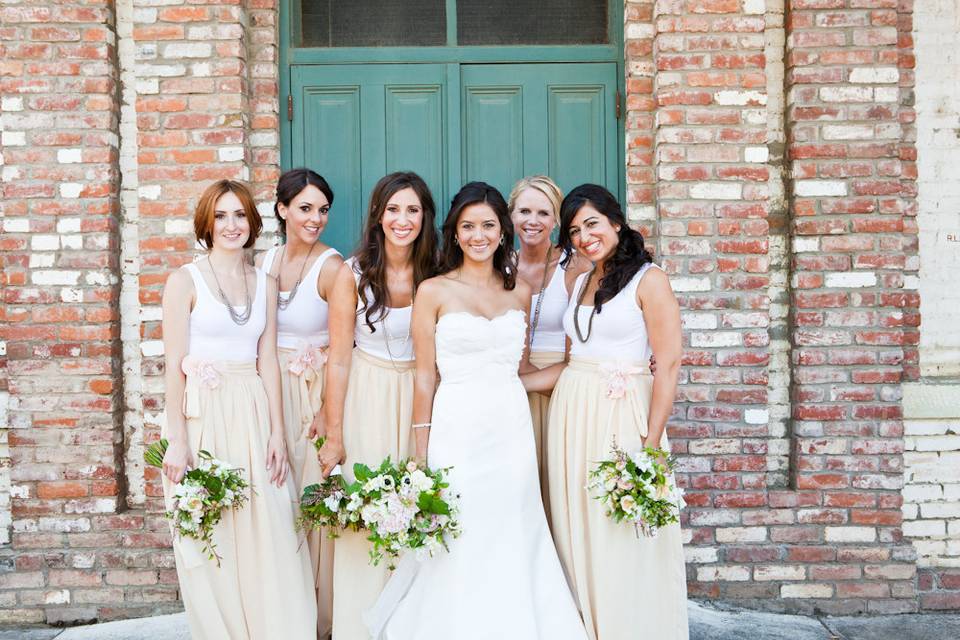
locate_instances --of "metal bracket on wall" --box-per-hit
[287,94,293,121]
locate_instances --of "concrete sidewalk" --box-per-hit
[3,602,960,639]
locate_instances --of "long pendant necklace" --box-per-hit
[276,242,315,310]
[207,255,252,326]
[527,247,553,346]
[573,267,599,344]
[381,275,413,371]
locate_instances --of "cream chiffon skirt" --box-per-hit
[528,350,564,521]
[279,346,333,640]
[547,357,688,640]
[162,360,317,640]
[332,349,415,640]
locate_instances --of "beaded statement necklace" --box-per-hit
[276,242,316,310]
[527,246,554,347]
[573,267,599,344]
[207,255,252,326]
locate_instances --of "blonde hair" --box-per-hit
[507,175,563,224]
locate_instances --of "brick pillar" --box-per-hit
[652,0,773,601]
[783,0,918,613]
[625,0,658,236]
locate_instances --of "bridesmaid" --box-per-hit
[317,171,438,640]
[525,184,688,640]
[160,179,316,639]
[508,175,589,518]
[255,168,342,640]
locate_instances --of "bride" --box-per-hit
[366,182,587,639]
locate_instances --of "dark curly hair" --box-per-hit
[440,182,516,290]
[274,168,333,239]
[354,171,439,332]
[558,184,652,313]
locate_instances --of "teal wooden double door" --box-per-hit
[290,63,620,253]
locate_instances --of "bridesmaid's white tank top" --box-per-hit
[530,262,569,353]
[262,245,340,350]
[563,262,660,362]
[184,261,266,362]
[346,257,414,362]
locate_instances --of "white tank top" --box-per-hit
[530,262,569,353]
[563,263,660,362]
[346,257,414,362]
[262,245,340,350]
[184,261,267,362]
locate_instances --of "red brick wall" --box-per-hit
[0,0,938,624]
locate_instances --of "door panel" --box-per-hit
[292,64,447,254]
[292,62,618,253]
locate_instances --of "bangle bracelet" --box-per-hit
[412,422,432,429]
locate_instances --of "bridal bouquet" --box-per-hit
[144,438,250,566]
[348,457,461,569]
[299,437,353,537]
[588,442,685,538]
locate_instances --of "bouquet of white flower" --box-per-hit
[299,437,351,536]
[347,457,461,569]
[144,439,250,566]
[587,442,685,538]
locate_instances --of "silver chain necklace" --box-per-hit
[527,247,554,346]
[207,255,252,326]
[276,243,315,310]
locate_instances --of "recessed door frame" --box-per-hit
[279,0,626,203]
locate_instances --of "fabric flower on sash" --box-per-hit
[180,356,221,419]
[288,342,328,427]
[598,362,646,400]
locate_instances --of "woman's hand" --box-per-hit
[162,439,194,484]
[318,437,346,478]
[307,412,326,441]
[266,432,289,487]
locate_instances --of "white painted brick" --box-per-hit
[57,149,83,164]
[744,146,769,163]
[61,235,82,250]
[1,97,23,112]
[819,86,872,102]
[162,43,212,59]
[250,132,278,148]
[715,527,767,543]
[191,62,212,77]
[85,272,115,286]
[670,277,712,292]
[136,78,159,95]
[140,340,164,357]
[914,435,960,451]
[715,90,767,106]
[794,180,847,197]
[903,519,946,538]
[164,219,193,235]
[29,254,54,268]
[850,67,899,84]
[682,313,718,330]
[742,0,765,14]
[745,409,769,425]
[904,275,920,290]
[30,236,60,251]
[1,131,26,146]
[792,237,820,253]
[135,63,186,78]
[921,503,960,519]
[874,87,899,102]
[3,218,29,233]
[626,23,654,39]
[133,8,157,23]
[684,547,719,564]
[690,332,742,348]
[60,183,83,198]
[140,306,163,322]
[60,288,83,303]
[689,182,742,199]
[825,526,877,543]
[755,565,805,581]
[44,590,70,605]
[781,584,832,598]
[218,146,244,162]
[627,205,657,222]
[825,271,878,288]
[697,565,751,582]
[822,125,874,140]
[56,218,82,234]
[903,484,944,503]
[32,271,80,286]
[139,185,162,201]
[0,166,20,182]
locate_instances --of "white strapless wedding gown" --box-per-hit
[366,309,587,640]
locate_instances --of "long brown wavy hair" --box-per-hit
[440,181,517,290]
[354,171,439,332]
